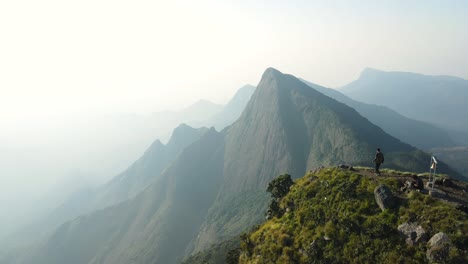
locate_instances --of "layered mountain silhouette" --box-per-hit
[94,124,210,208]
[9,68,461,264]
[0,124,209,256]
[341,68,468,132]
[205,84,256,130]
[300,79,455,149]
[0,83,256,248]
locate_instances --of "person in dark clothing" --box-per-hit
[373,148,384,176]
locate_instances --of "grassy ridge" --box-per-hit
[239,168,467,263]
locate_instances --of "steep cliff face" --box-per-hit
[191,68,457,254]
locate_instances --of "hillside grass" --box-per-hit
[239,168,467,264]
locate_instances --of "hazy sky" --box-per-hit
[1,0,467,121]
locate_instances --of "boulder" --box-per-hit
[338,164,349,169]
[434,178,443,186]
[442,178,454,188]
[400,180,414,193]
[426,232,451,263]
[419,189,429,194]
[397,222,428,246]
[456,204,468,214]
[312,166,325,174]
[308,176,318,182]
[412,175,424,190]
[374,185,397,211]
[336,164,356,171]
[401,176,425,192]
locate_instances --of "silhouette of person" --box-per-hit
[373,148,384,176]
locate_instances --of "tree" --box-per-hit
[267,174,294,199]
[266,174,294,219]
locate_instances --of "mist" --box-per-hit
[0,98,231,240]
[1,0,467,256]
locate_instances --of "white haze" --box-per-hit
[1,0,467,239]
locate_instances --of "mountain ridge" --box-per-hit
[207,84,256,130]
[341,68,468,131]
[191,68,462,255]
[300,78,456,149]
[8,68,462,264]
[239,167,468,263]
[0,124,210,258]
[360,67,467,82]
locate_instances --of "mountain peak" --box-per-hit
[166,123,209,151]
[186,99,222,113]
[153,139,164,147]
[255,67,290,95]
[192,99,217,106]
[145,139,165,154]
[206,84,256,130]
[170,123,197,140]
[261,67,284,80]
[174,122,192,130]
[362,67,383,73]
[359,67,385,79]
[226,85,255,106]
[238,84,256,92]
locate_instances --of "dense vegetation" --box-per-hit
[239,168,467,263]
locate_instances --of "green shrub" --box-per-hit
[267,174,294,199]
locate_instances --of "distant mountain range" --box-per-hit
[0,82,255,244]
[9,68,462,264]
[196,85,256,131]
[300,79,456,150]
[0,125,209,257]
[0,82,256,246]
[341,68,468,132]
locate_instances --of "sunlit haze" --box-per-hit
[2,1,467,119]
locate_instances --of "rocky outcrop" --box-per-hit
[400,175,424,193]
[397,222,428,246]
[412,175,424,190]
[426,232,451,263]
[429,189,447,199]
[374,184,396,211]
[456,204,468,214]
[435,178,456,188]
[442,178,454,188]
[310,166,325,174]
[337,164,356,171]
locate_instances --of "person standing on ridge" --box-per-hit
[373,148,384,176]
